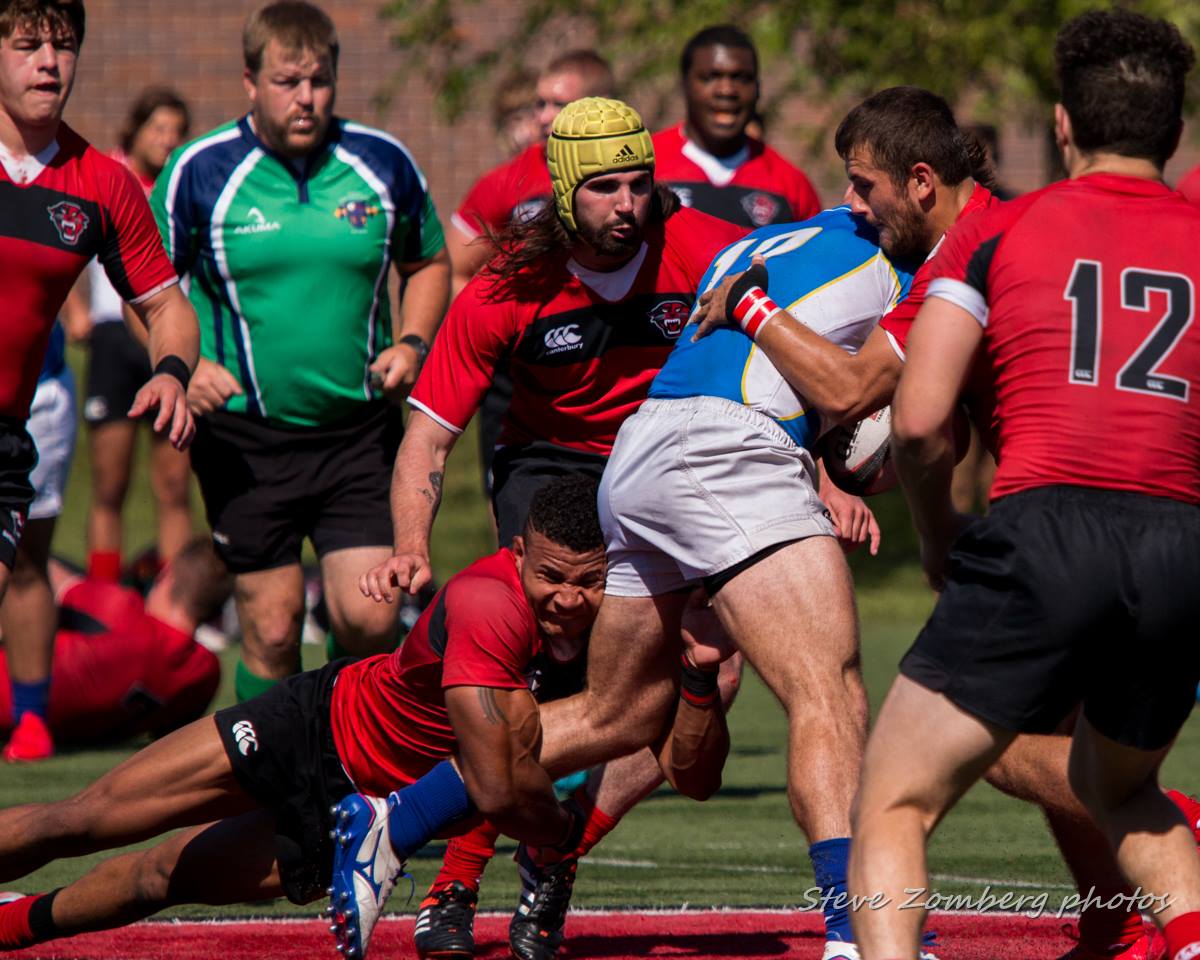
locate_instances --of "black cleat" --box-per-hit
[508,846,578,960]
[413,880,477,959]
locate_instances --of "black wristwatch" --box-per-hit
[398,334,430,366]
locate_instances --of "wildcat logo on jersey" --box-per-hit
[335,197,380,230]
[741,192,780,227]
[648,300,691,339]
[46,201,89,245]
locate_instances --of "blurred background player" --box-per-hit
[0,0,199,760]
[491,68,540,157]
[850,11,1200,960]
[652,24,821,228]
[61,87,193,584]
[447,49,615,502]
[153,0,450,702]
[0,537,229,744]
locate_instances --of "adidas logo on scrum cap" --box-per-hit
[611,143,638,163]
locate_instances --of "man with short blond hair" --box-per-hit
[153,0,450,703]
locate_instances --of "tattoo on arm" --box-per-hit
[417,471,444,506]
[477,687,503,725]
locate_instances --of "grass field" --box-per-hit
[9,342,1200,923]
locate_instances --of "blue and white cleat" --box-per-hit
[326,794,405,958]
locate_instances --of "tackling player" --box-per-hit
[0,0,199,759]
[849,11,1200,960]
[0,477,630,954]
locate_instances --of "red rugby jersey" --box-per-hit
[330,549,546,795]
[0,580,219,741]
[651,124,821,228]
[0,124,178,418]
[451,142,552,238]
[1177,163,1200,207]
[878,183,998,359]
[409,207,746,455]
[925,173,1200,505]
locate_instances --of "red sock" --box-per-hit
[428,819,500,895]
[571,786,619,859]
[87,550,121,582]
[1164,911,1200,960]
[0,894,39,949]
[1167,789,1200,839]
[1079,904,1145,950]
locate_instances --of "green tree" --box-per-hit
[378,0,1200,131]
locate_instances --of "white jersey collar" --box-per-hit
[566,243,649,302]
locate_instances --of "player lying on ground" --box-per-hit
[0,476,724,956]
[848,11,1200,960]
[692,84,1200,960]
[0,538,230,744]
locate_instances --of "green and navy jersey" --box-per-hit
[649,207,915,449]
[152,115,444,426]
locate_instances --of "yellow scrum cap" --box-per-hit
[546,97,655,232]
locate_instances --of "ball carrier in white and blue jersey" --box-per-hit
[522,207,914,960]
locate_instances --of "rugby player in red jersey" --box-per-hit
[448,50,614,509]
[652,24,821,230]
[694,85,1200,960]
[849,11,1200,960]
[0,538,228,742]
[0,0,199,762]
[0,476,711,958]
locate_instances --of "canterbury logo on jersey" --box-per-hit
[611,144,638,163]
[544,324,583,354]
[234,207,281,235]
[231,719,259,755]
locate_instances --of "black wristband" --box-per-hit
[398,334,430,366]
[153,354,191,390]
[723,261,770,326]
[679,653,720,708]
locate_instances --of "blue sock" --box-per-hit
[11,679,50,723]
[810,837,853,943]
[386,760,473,860]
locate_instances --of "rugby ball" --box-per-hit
[821,406,896,497]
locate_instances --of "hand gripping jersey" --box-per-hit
[409,207,747,455]
[651,124,821,228]
[152,116,445,427]
[650,207,914,449]
[926,173,1200,505]
[329,548,584,796]
[0,124,178,419]
[0,580,219,741]
[451,142,551,238]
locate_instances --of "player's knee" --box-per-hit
[131,848,175,908]
[151,468,191,506]
[329,603,398,655]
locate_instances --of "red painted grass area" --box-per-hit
[9,909,1104,959]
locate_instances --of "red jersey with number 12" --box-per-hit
[926,173,1200,505]
[0,124,177,418]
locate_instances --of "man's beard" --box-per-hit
[578,216,642,258]
[879,197,931,261]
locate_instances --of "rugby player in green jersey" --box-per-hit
[151,0,450,701]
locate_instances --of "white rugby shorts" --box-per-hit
[27,370,77,520]
[599,396,835,597]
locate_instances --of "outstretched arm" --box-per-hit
[446,685,579,848]
[360,410,458,602]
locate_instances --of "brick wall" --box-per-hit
[68,1,1200,221]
